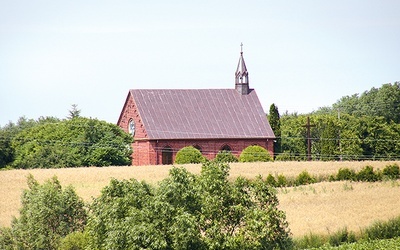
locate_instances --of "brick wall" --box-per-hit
[118,92,275,166]
[132,138,274,166]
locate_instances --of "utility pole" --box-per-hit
[303,116,315,161]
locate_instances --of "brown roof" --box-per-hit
[130,89,275,140]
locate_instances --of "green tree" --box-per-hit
[268,103,281,156]
[280,114,308,160]
[11,117,132,168]
[67,104,81,119]
[5,175,87,250]
[333,82,400,123]
[0,117,40,169]
[174,146,206,164]
[86,162,292,249]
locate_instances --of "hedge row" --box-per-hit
[264,164,399,188]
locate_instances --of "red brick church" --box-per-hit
[117,48,275,165]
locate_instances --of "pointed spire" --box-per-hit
[235,43,249,95]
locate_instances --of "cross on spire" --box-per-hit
[240,42,243,54]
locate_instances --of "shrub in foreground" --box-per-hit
[59,231,90,250]
[86,162,292,249]
[174,146,206,164]
[3,175,87,249]
[239,145,273,162]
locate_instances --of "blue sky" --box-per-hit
[1,1,399,126]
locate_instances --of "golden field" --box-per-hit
[1,161,400,238]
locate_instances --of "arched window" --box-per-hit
[162,146,173,165]
[220,144,232,152]
[193,144,202,153]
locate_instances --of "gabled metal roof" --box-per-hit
[130,88,275,140]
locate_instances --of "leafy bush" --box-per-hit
[382,164,400,180]
[277,174,288,187]
[59,231,90,250]
[86,162,293,249]
[328,227,356,246]
[174,146,206,164]
[336,168,357,181]
[4,175,87,249]
[295,170,316,186]
[266,174,277,187]
[213,150,238,163]
[239,145,273,162]
[356,166,381,182]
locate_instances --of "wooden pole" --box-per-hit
[303,116,315,161]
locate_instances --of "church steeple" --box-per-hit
[235,43,249,95]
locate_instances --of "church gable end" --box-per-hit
[117,92,147,139]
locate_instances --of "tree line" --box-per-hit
[268,82,400,160]
[0,106,132,169]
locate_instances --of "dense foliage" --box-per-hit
[239,145,273,162]
[277,113,400,161]
[174,146,206,164]
[0,175,87,250]
[86,162,292,249]
[1,117,132,169]
[269,82,400,161]
[0,116,48,168]
[332,82,400,123]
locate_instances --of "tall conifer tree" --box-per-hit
[269,103,281,156]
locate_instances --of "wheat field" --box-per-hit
[1,161,399,237]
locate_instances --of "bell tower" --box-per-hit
[235,43,249,95]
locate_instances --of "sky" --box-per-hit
[1,1,399,127]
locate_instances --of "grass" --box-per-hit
[1,161,400,239]
[278,180,400,237]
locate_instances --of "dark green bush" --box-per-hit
[295,170,316,186]
[382,164,400,180]
[174,146,206,164]
[336,168,357,181]
[266,174,277,187]
[277,174,288,187]
[356,166,380,182]
[239,145,273,162]
[328,227,356,246]
[213,150,238,163]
